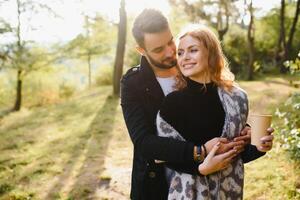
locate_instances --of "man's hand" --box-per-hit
[234,125,251,144]
[233,126,274,152]
[204,137,245,155]
[257,127,274,152]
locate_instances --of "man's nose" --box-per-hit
[165,45,175,57]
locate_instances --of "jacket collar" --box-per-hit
[139,56,165,100]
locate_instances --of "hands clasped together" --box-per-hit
[198,127,274,175]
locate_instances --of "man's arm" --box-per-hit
[120,76,195,163]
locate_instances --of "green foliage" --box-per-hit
[0,72,15,109]
[276,53,300,162]
[275,92,300,162]
[95,65,113,86]
[59,83,75,100]
[125,47,140,68]
[284,52,300,75]
[65,15,116,60]
[22,70,60,107]
[124,16,141,68]
[222,2,300,77]
[223,25,248,76]
[0,66,80,110]
[0,183,13,196]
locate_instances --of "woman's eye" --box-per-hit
[191,49,198,53]
[177,51,183,56]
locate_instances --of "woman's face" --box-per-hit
[177,35,209,80]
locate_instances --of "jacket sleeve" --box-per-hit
[241,143,266,163]
[120,76,195,163]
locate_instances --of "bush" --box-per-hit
[95,65,113,86]
[23,71,61,107]
[59,83,75,99]
[0,183,13,196]
[284,52,300,76]
[223,25,248,76]
[275,92,300,162]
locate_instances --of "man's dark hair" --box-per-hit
[132,9,169,48]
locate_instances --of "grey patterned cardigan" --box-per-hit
[156,85,249,200]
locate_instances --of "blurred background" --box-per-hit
[0,0,299,199]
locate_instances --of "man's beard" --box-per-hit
[147,54,177,69]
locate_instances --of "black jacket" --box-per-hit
[120,57,195,200]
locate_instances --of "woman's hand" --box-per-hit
[198,142,237,176]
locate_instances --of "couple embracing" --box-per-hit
[121,9,274,200]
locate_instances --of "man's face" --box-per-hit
[142,28,177,69]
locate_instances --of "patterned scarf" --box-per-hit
[156,86,248,200]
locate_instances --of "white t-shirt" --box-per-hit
[155,76,177,183]
[156,76,176,96]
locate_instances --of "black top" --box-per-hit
[160,78,225,144]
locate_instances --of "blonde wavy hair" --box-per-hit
[175,24,235,92]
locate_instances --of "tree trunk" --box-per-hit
[217,1,229,43]
[85,15,92,88]
[88,53,92,88]
[13,0,23,111]
[277,0,300,73]
[13,69,22,111]
[282,0,300,72]
[113,0,127,96]
[275,0,285,67]
[286,0,300,55]
[247,0,255,80]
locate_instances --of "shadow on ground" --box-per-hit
[43,95,119,199]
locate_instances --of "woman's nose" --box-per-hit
[183,52,190,60]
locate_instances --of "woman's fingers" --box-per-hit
[206,142,221,160]
[220,156,235,170]
[218,149,237,160]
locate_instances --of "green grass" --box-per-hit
[0,86,123,199]
[0,77,299,199]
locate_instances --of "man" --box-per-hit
[120,9,273,200]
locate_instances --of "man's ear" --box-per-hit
[136,46,146,56]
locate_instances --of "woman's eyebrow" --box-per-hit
[178,45,200,50]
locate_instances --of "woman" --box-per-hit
[156,25,273,199]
